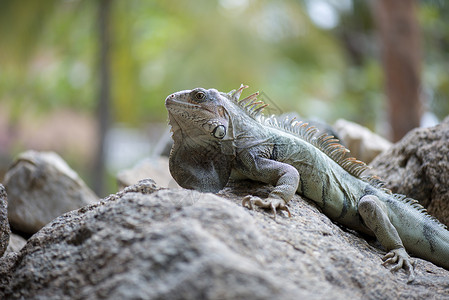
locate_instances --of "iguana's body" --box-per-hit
[165,85,449,281]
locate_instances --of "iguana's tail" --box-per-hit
[387,194,449,270]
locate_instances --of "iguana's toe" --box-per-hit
[242,196,291,219]
[382,248,415,283]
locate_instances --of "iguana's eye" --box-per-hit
[212,125,226,139]
[195,92,205,101]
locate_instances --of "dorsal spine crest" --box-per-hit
[391,194,447,229]
[226,84,373,179]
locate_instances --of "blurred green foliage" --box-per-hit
[0,0,448,127]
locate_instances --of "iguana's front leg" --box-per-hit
[238,153,299,219]
[358,195,415,282]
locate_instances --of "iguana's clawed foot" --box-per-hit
[382,248,415,283]
[242,195,291,219]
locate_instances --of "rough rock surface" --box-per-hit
[4,150,98,234]
[370,117,449,227]
[334,119,392,164]
[116,156,179,190]
[0,179,448,300]
[0,184,10,257]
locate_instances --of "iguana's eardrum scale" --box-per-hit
[166,84,449,282]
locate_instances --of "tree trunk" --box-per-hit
[373,0,422,142]
[94,0,112,196]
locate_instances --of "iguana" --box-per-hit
[165,84,449,282]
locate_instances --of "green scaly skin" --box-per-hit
[165,85,449,282]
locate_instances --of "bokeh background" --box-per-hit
[1,0,448,196]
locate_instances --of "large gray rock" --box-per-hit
[4,151,98,234]
[370,117,449,227]
[0,184,10,257]
[334,119,392,164]
[0,179,447,299]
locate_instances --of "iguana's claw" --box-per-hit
[382,248,415,283]
[242,195,291,220]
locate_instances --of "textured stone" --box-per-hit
[370,117,449,227]
[4,150,98,234]
[0,184,10,257]
[0,180,447,299]
[334,119,392,164]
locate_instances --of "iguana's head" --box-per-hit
[165,85,254,193]
[165,87,232,140]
